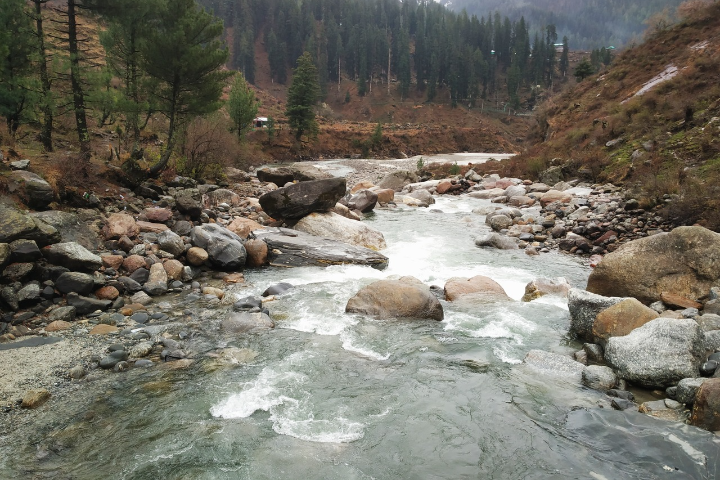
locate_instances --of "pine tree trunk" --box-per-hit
[67,0,90,156]
[148,91,178,177]
[34,0,53,152]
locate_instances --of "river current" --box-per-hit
[2,195,719,479]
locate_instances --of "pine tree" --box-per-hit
[574,58,594,81]
[227,73,258,141]
[140,0,231,176]
[285,51,320,141]
[0,0,37,136]
[559,36,569,78]
[30,0,53,151]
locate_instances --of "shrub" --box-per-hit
[177,114,240,181]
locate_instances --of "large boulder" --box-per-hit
[190,224,246,270]
[253,227,388,269]
[444,276,511,303]
[568,288,625,341]
[587,226,720,304]
[256,167,295,185]
[175,191,202,218]
[605,318,706,388]
[42,242,102,271]
[30,211,98,250]
[377,170,418,192]
[345,276,443,320]
[7,171,55,209]
[102,213,139,240]
[293,212,386,251]
[689,378,720,431]
[592,298,659,346]
[259,177,346,220]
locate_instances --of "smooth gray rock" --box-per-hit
[474,232,518,250]
[118,276,142,293]
[676,378,707,405]
[190,224,246,270]
[259,177,347,220]
[605,318,706,388]
[175,191,202,218]
[488,214,512,232]
[582,365,618,390]
[17,283,41,303]
[42,242,102,271]
[221,312,274,333]
[157,230,185,257]
[404,189,435,206]
[568,288,625,342]
[55,272,95,295]
[48,306,76,323]
[522,350,585,384]
[253,227,388,269]
[66,292,112,315]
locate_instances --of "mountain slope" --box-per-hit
[441,0,685,48]
[517,2,720,229]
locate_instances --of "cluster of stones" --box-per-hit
[521,225,720,432]
[398,166,676,257]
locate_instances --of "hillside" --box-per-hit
[442,0,685,49]
[510,2,720,229]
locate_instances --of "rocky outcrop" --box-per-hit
[568,288,625,341]
[190,224,246,270]
[259,177,347,220]
[587,226,720,304]
[605,318,706,388]
[444,276,511,303]
[294,212,387,250]
[345,276,443,320]
[253,227,388,269]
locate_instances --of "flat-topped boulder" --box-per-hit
[294,212,386,251]
[42,242,102,271]
[30,211,98,250]
[259,177,347,220]
[252,227,388,269]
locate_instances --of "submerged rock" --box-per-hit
[221,312,275,333]
[345,276,443,320]
[522,350,585,384]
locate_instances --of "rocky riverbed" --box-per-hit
[2,155,720,471]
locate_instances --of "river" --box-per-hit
[2,194,719,479]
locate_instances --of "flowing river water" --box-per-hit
[2,194,720,479]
